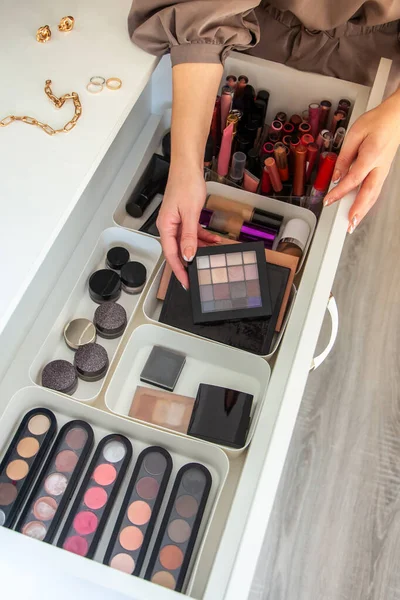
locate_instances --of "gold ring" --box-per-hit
[36,25,51,43]
[86,82,103,94]
[90,76,106,85]
[106,77,122,90]
[58,16,75,32]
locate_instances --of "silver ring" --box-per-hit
[90,76,106,85]
[86,82,103,94]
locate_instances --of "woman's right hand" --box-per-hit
[156,165,220,289]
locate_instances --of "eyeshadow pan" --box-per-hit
[246,279,261,296]
[210,254,226,268]
[17,438,40,459]
[198,270,211,285]
[7,459,29,481]
[140,346,186,392]
[145,463,212,593]
[211,267,228,284]
[188,242,272,324]
[0,483,17,506]
[227,265,244,282]
[104,447,172,577]
[196,256,209,269]
[27,415,51,436]
[16,420,93,544]
[58,434,132,560]
[226,252,243,266]
[22,521,47,540]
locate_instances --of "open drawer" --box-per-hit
[0,52,391,600]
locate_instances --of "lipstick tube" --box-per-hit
[302,110,310,123]
[260,165,272,195]
[309,103,320,139]
[319,100,331,130]
[226,111,241,137]
[268,132,280,144]
[308,152,337,208]
[217,122,234,178]
[229,151,247,185]
[282,135,292,147]
[273,142,289,182]
[264,157,283,193]
[261,141,274,158]
[300,133,314,147]
[317,129,329,150]
[268,120,283,138]
[322,130,334,152]
[275,111,287,124]
[330,111,346,135]
[243,170,260,193]
[246,148,261,178]
[332,127,346,152]
[290,114,303,130]
[199,208,276,248]
[299,122,311,136]
[305,143,318,182]
[293,144,307,196]
[337,99,351,115]
[220,86,232,131]
[282,122,295,135]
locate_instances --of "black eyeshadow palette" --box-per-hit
[140,346,186,391]
[104,446,172,575]
[0,408,57,528]
[145,463,211,592]
[16,420,94,543]
[188,242,272,323]
[57,434,132,559]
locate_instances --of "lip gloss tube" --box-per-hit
[308,152,337,213]
[289,135,300,153]
[317,129,329,150]
[332,127,346,152]
[217,122,234,179]
[282,134,292,147]
[264,157,283,193]
[290,114,303,130]
[268,120,283,138]
[305,143,318,182]
[243,170,260,193]
[275,111,287,124]
[322,130,334,152]
[330,111,346,135]
[300,133,314,147]
[261,141,274,158]
[220,86,232,131]
[273,142,289,182]
[293,144,307,196]
[308,103,320,139]
[283,122,295,135]
[226,111,241,137]
[319,100,332,130]
[337,98,351,115]
[299,122,311,136]
[229,151,247,186]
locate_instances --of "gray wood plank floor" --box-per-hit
[250,157,400,600]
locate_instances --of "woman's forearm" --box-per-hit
[170,63,223,175]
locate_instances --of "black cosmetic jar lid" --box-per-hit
[74,343,109,382]
[120,261,147,294]
[106,247,130,271]
[89,269,121,303]
[42,360,78,395]
[94,303,127,339]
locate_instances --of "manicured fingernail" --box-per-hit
[332,170,341,184]
[348,215,358,234]
[183,247,194,262]
[324,197,331,207]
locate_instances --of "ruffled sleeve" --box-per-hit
[128,0,260,66]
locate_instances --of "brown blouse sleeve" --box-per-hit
[128,0,260,66]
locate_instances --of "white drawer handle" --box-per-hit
[310,293,338,371]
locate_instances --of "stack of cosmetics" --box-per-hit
[209,74,351,215]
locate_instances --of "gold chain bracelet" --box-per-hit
[0,80,82,136]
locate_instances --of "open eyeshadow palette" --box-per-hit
[188,242,272,324]
[0,387,228,594]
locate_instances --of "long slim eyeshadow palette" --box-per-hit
[57,434,132,559]
[188,242,272,323]
[0,408,57,528]
[16,420,94,542]
[145,463,212,592]
[104,446,172,575]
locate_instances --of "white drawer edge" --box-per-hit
[207,56,391,600]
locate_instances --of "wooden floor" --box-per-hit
[250,158,400,600]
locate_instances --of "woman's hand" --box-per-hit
[156,165,220,289]
[324,89,400,233]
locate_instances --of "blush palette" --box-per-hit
[0,408,56,528]
[57,434,132,559]
[16,420,94,542]
[145,463,212,592]
[104,446,172,575]
[188,242,272,324]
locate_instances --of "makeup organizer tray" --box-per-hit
[29,228,162,403]
[1,386,228,595]
[104,324,270,456]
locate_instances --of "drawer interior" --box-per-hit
[0,51,386,600]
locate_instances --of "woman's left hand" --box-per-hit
[323,89,400,233]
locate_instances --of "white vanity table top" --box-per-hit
[0,0,157,334]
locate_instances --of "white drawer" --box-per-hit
[0,53,390,600]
